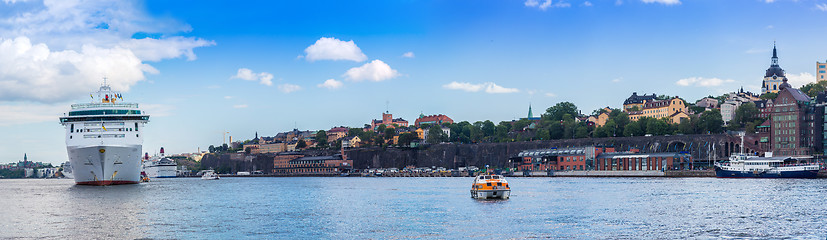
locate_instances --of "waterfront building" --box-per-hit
[257,142,287,154]
[627,97,688,123]
[762,44,788,94]
[720,89,759,125]
[414,113,454,127]
[623,92,657,112]
[283,155,353,175]
[594,152,693,171]
[754,99,773,119]
[769,80,815,156]
[369,112,408,131]
[818,60,826,81]
[272,152,304,174]
[512,146,616,171]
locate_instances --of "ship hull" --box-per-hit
[715,167,818,178]
[67,145,142,185]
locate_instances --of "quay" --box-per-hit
[181,170,827,178]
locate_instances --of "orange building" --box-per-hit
[627,97,688,123]
[327,127,348,142]
[369,112,408,131]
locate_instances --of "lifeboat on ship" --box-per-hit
[470,174,510,199]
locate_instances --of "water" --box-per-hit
[2,177,827,239]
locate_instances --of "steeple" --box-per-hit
[771,42,779,66]
[24,153,27,162]
[528,104,534,119]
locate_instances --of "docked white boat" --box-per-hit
[142,147,178,178]
[59,81,149,185]
[714,154,819,178]
[202,170,220,180]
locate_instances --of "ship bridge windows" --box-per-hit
[69,109,142,116]
[60,116,149,123]
[83,134,125,138]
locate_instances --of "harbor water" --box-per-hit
[2,177,827,239]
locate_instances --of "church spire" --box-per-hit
[771,42,779,66]
[528,104,534,119]
[24,153,27,162]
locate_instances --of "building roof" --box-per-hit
[624,92,658,105]
[787,87,811,102]
[596,152,689,158]
[765,45,786,78]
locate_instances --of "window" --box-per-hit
[821,65,826,68]
[820,70,826,73]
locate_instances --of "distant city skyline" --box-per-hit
[1,0,827,164]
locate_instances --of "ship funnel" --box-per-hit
[160,147,165,157]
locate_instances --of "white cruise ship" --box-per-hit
[142,147,178,178]
[59,82,149,185]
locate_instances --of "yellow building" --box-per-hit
[818,60,826,82]
[628,97,688,123]
[668,111,691,124]
[415,128,425,139]
[623,92,657,112]
[595,107,612,127]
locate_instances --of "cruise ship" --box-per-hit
[714,154,820,178]
[142,147,178,178]
[59,82,150,185]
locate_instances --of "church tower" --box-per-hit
[762,43,788,94]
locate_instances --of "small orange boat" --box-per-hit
[470,174,510,199]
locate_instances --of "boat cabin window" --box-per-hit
[135,122,138,131]
[70,124,74,132]
[492,176,499,179]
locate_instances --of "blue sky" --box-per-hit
[2,0,827,164]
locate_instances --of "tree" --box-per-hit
[348,128,363,137]
[624,121,643,137]
[481,120,495,140]
[208,145,215,153]
[677,116,696,134]
[801,81,827,98]
[384,127,396,141]
[544,102,579,122]
[427,125,444,144]
[759,92,778,100]
[574,126,589,138]
[646,118,670,136]
[698,109,724,134]
[296,140,307,149]
[397,132,417,147]
[315,130,328,148]
[731,102,761,130]
[244,147,252,154]
[377,124,387,134]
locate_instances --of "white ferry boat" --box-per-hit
[60,161,74,179]
[201,170,220,180]
[470,174,510,199]
[59,81,149,185]
[142,147,178,178]
[714,154,819,178]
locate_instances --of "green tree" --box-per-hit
[677,116,697,134]
[315,130,328,148]
[482,120,496,140]
[296,140,307,149]
[698,109,724,134]
[397,132,417,147]
[731,102,761,130]
[377,124,387,134]
[800,81,827,98]
[348,128,363,137]
[208,145,215,153]
[427,125,444,144]
[574,126,589,138]
[384,127,396,140]
[646,118,670,135]
[624,121,643,137]
[244,147,252,155]
[544,102,579,121]
[759,92,778,100]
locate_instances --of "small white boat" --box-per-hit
[470,174,510,199]
[201,170,220,180]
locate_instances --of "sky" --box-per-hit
[1,0,827,165]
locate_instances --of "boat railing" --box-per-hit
[71,103,138,109]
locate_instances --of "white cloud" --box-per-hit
[233,104,248,109]
[615,0,623,5]
[278,83,302,93]
[765,0,775,3]
[442,82,519,94]
[0,1,212,103]
[641,0,681,5]
[524,0,570,10]
[583,1,593,6]
[231,68,273,86]
[675,77,735,87]
[817,3,827,11]
[0,103,68,126]
[766,25,774,29]
[304,37,367,62]
[402,51,415,58]
[787,72,816,88]
[612,77,623,83]
[317,79,343,89]
[344,60,400,82]
[224,96,232,99]
[745,48,769,54]
[545,93,557,97]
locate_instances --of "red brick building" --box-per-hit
[414,114,454,127]
[369,112,408,131]
[594,152,692,171]
[512,146,616,171]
